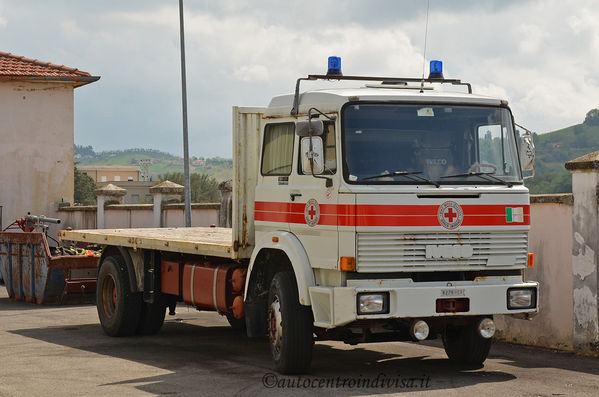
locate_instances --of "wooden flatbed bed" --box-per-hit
[59,227,238,259]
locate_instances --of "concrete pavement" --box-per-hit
[0,285,597,396]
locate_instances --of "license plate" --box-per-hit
[441,288,465,297]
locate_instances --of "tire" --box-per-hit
[268,272,314,374]
[96,256,142,336]
[137,298,167,335]
[442,319,492,366]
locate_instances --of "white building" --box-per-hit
[0,51,99,230]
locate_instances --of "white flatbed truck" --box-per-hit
[60,58,539,374]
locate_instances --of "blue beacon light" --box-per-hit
[428,60,444,79]
[327,56,342,76]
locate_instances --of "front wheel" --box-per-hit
[268,272,314,374]
[96,256,142,336]
[442,319,492,366]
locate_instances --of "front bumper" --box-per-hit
[308,278,538,329]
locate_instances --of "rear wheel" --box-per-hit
[96,256,142,336]
[442,319,492,366]
[137,298,167,335]
[268,272,314,374]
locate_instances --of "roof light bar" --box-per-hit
[290,56,472,116]
[428,60,443,79]
[327,56,342,76]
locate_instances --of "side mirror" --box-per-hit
[519,130,535,177]
[296,119,324,137]
[301,136,324,174]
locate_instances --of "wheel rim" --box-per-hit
[102,274,117,317]
[268,296,283,358]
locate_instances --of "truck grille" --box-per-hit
[356,231,528,272]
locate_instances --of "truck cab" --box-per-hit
[245,59,538,372]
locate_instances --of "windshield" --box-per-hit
[342,103,522,185]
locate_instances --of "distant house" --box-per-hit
[0,51,99,229]
[77,164,141,182]
[76,164,155,204]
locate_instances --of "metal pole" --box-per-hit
[179,0,192,227]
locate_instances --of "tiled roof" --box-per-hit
[0,51,99,87]
[150,180,184,194]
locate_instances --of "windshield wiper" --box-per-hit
[360,171,440,188]
[440,171,513,187]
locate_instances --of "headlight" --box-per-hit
[507,288,537,309]
[357,292,389,314]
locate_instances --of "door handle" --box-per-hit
[290,192,302,201]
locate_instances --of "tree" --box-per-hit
[584,108,599,126]
[525,173,572,194]
[159,172,221,203]
[74,166,97,205]
[74,144,96,157]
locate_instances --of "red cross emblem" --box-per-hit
[438,201,463,229]
[304,199,320,227]
[444,207,457,223]
[308,206,317,220]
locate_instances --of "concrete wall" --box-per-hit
[569,169,599,353]
[57,204,219,230]
[0,81,74,233]
[163,203,219,228]
[104,205,154,229]
[495,195,574,350]
[59,206,97,230]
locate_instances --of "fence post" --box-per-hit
[94,184,126,229]
[566,152,599,354]
[150,181,184,228]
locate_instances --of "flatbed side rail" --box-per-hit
[59,227,240,259]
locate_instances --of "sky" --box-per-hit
[2,0,599,158]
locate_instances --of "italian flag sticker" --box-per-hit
[506,207,524,223]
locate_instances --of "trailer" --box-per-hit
[60,58,539,374]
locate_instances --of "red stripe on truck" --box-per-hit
[254,201,530,227]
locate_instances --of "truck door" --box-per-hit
[254,122,297,234]
[288,121,339,270]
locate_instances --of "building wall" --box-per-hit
[495,196,574,350]
[0,81,74,232]
[79,168,140,182]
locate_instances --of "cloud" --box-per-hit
[233,64,269,82]
[60,20,84,37]
[516,24,549,55]
[3,0,599,156]
[0,2,5,28]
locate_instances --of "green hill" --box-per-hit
[75,146,232,181]
[525,109,599,194]
[76,109,599,194]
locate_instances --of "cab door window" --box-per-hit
[261,123,295,176]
